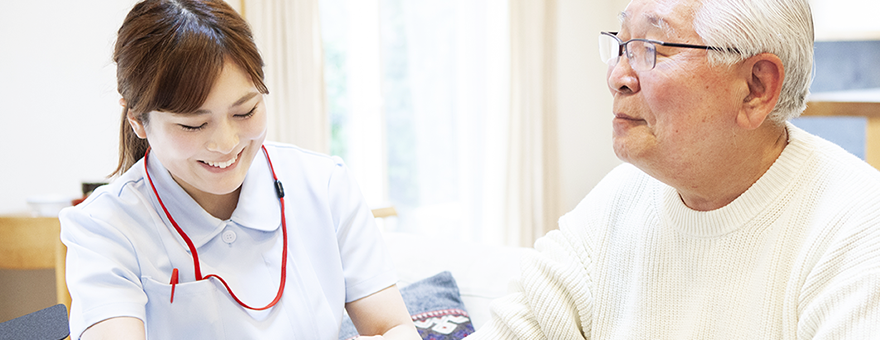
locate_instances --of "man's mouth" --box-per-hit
[614,112,641,120]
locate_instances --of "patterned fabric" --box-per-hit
[412,309,474,339]
[340,271,474,340]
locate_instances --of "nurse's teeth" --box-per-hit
[205,154,237,168]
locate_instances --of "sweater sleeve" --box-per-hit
[797,216,880,339]
[800,270,880,339]
[467,216,595,339]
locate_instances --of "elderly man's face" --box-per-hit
[608,0,745,180]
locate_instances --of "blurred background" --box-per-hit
[1,0,878,246]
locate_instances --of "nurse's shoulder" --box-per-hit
[59,158,159,238]
[261,141,349,178]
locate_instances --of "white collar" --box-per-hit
[145,147,282,249]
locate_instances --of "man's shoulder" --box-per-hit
[591,163,658,200]
[562,163,659,225]
[788,131,880,241]
[803,135,880,199]
[790,123,880,183]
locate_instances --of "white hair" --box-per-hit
[693,0,814,124]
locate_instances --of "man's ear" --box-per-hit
[127,110,148,139]
[737,53,784,130]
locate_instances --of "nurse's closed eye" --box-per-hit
[236,104,258,118]
[180,123,207,131]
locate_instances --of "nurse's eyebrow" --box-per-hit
[231,92,260,108]
[193,91,260,115]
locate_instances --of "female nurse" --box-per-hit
[59,0,419,339]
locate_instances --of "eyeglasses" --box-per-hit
[598,31,738,71]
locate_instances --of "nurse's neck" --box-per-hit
[190,187,241,221]
[168,171,242,220]
[185,186,242,220]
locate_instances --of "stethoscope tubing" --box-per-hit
[144,145,287,310]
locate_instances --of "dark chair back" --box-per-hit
[0,304,69,340]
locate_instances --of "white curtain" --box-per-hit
[505,0,561,247]
[239,0,561,247]
[370,0,511,244]
[242,0,329,154]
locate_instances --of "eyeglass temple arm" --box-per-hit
[659,41,740,54]
[604,31,740,54]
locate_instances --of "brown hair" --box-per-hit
[112,0,268,176]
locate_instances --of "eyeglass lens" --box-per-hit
[598,34,657,71]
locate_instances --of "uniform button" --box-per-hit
[222,230,237,244]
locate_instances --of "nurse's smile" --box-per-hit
[199,149,243,170]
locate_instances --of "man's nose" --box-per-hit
[607,54,640,95]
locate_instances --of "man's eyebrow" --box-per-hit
[193,92,259,115]
[645,13,675,36]
[618,11,676,37]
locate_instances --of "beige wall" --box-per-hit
[0,0,138,215]
[554,0,629,215]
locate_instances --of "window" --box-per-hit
[319,0,509,242]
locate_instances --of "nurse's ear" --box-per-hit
[125,103,148,139]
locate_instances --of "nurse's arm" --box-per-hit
[80,316,146,340]
[345,284,420,339]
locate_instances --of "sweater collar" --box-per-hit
[145,148,282,249]
[659,123,814,237]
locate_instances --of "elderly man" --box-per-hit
[467,0,880,339]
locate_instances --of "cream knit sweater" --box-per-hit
[468,124,880,339]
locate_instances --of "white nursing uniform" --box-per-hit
[60,142,397,339]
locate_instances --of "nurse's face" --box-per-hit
[129,61,268,203]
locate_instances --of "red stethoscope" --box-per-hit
[144,145,287,310]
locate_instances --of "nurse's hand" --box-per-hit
[357,336,385,339]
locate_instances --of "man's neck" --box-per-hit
[676,123,789,211]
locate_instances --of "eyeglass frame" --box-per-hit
[599,31,741,70]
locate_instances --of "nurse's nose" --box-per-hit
[206,118,239,154]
